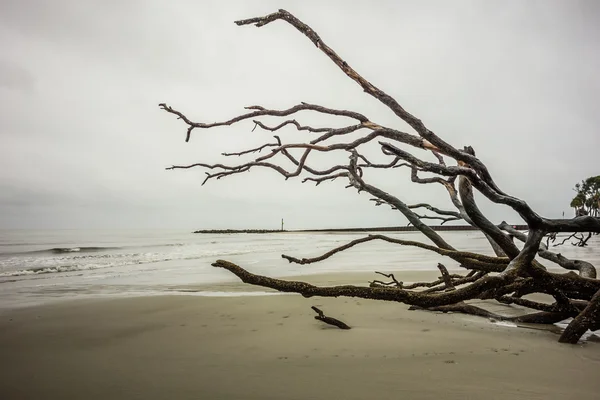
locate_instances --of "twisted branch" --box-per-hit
[159,102,368,142]
[499,222,597,278]
[281,234,509,272]
[407,203,462,218]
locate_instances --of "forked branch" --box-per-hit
[281,234,509,272]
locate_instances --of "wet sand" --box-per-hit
[1,273,600,399]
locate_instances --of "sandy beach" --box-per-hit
[1,271,600,400]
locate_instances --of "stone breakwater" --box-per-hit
[193,225,528,234]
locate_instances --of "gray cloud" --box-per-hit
[0,0,598,230]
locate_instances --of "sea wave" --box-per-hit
[0,258,181,278]
[0,265,84,276]
[47,246,119,254]
[1,246,122,256]
[0,248,255,278]
[0,241,214,256]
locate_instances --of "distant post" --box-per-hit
[281,218,284,231]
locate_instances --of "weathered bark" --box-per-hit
[510,311,574,325]
[370,270,482,292]
[437,263,455,291]
[421,272,487,293]
[211,259,600,334]
[499,222,597,278]
[409,303,501,319]
[458,175,521,259]
[356,181,454,250]
[212,260,516,308]
[559,288,600,343]
[311,306,351,329]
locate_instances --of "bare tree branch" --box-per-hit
[407,203,462,218]
[349,164,455,250]
[302,172,349,186]
[234,9,600,235]
[234,9,556,229]
[552,232,581,247]
[409,214,461,225]
[311,306,351,329]
[370,271,474,291]
[281,234,509,272]
[162,10,600,343]
[212,259,517,307]
[222,135,281,156]
[409,303,575,326]
[437,263,455,291]
[159,101,369,142]
[559,288,600,343]
[379,142,600,233]
[499,222,597,278]
[252,119,330,133]
[235,10,442,151]
[370,272,403,288]
[422,272,487,293]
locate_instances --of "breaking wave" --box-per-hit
[1,246,122,256]
[0,248,254,278]
[1,242,212,256]
[45,246,119,254]
[1,265,84,276]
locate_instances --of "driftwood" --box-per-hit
[311,306,351,330]
[163,9,600,343]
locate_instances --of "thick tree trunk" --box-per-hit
[559,288,600,344]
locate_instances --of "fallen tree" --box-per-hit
[161,9,600,344]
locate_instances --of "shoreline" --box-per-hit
[0,270,451,313]
[0,266,587,313]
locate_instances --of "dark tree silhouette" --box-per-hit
[570,176,600,218]
[160,10,600,344]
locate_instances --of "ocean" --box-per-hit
[1,229,598,310]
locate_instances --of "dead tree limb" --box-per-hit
[406,203,462,218]
[163,10,600,343]
[549,232,594,248]
[499,221,597,278]
[421,272,487,293]
[212,260,600,308]
[311,306,351,329]
[372,272,402,287]
[559,288,600,343]
[408,214,461,225]
[212,260,517,307]
[437,263,455,291]
[281,234,508,272]
[159,102,369,142]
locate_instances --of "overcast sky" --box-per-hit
[1,0,598,230]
